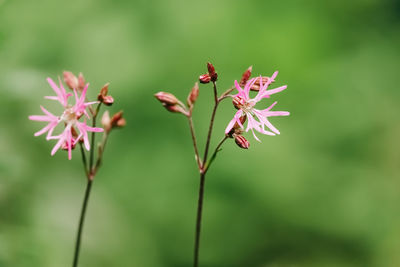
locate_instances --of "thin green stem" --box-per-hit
[73,179,93,267]
[203,136,228,174]
[193,171,206,267]
[202,81,219,166]
[188,114,202,169]
[79,143,89,178]
[89,103,102,176]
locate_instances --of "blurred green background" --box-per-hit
[1,0,400,266]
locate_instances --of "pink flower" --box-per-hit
[29,77,103,160]
[225,71,289,141]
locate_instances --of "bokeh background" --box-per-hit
[1,0,400,266]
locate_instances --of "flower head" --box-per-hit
[225,71,289,141]
[29,77,103,160]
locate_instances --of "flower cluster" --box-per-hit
[225,69,289,143]
[29,72,124,160]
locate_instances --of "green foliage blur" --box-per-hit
[1,0,400,266]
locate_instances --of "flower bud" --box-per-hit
[250,76,274,91]
[240,66,252,86]
[99,83,109,96]
[207,62,218,82]
[63,71,79,90]
[154,92,179,105]
[110,111,126,129]
[187,82,199,107]
[232,96,244,109]
[98,83,114,106]
[235,135,250,149]
[101,110,112,132]
[78,73,86,91]
[116,117,126,127]
[199,74,211,84]
[162,103,188,116]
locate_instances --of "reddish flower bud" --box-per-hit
[235,135,250,149]
[98,83,114,106]
[187,82,199,107]
[111,111,123,125]
[102,95,114,106]
[207,62,218,82]
[63,71,79,90]
[199,74,211,84]
[154,92,179,105]
[116,117,126,127]
[240,66,252,86]
[108,111,126,130]
[99,83,109,97]
[162,103,188,116]
[78,73,86,91]
[250,76,273,91]
[232,96,244,109]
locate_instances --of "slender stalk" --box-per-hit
[79,143,89,178]
[202,81,219,165]
[188,114,202,169]
[94,132,109,174]
[89,103,102,173]
[73,179,93,267]
[193,81,226,267]
[193,171,206,267]
[204,136,228,174]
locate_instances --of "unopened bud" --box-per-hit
[235,135,250,149]
[102,95,114,106]
[187,82,199,106]
[154,92,179,105]
[78,73,86,91]
[63,71,79,90]
[116,118,126,127]
[162,103,188,116]
[199,74,211,84]
[240,66,252,86]
[250,76,273,91]
[207,62,218,82]
[232,96,244,109]
[99,83,109,97]
[98,83,114,106]
[110,111,125,129]
[101,110,112,132]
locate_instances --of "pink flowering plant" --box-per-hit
[155,63,289,267]
[29,71,125,267]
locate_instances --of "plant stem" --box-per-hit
[188,114,202,169]
[93,132,109,175]
[193,81,224,267]
[73,179,93,267]
[202,81,219,165]
[79,143,89,178]
[89,103,102,174]
[193,171,206,267]
[204,136,228,174]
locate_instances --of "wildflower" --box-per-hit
[225,71,289,141]
[29,77,103,160]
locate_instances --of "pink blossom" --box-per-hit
[225,71,289,141]
[29,77,103,160]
